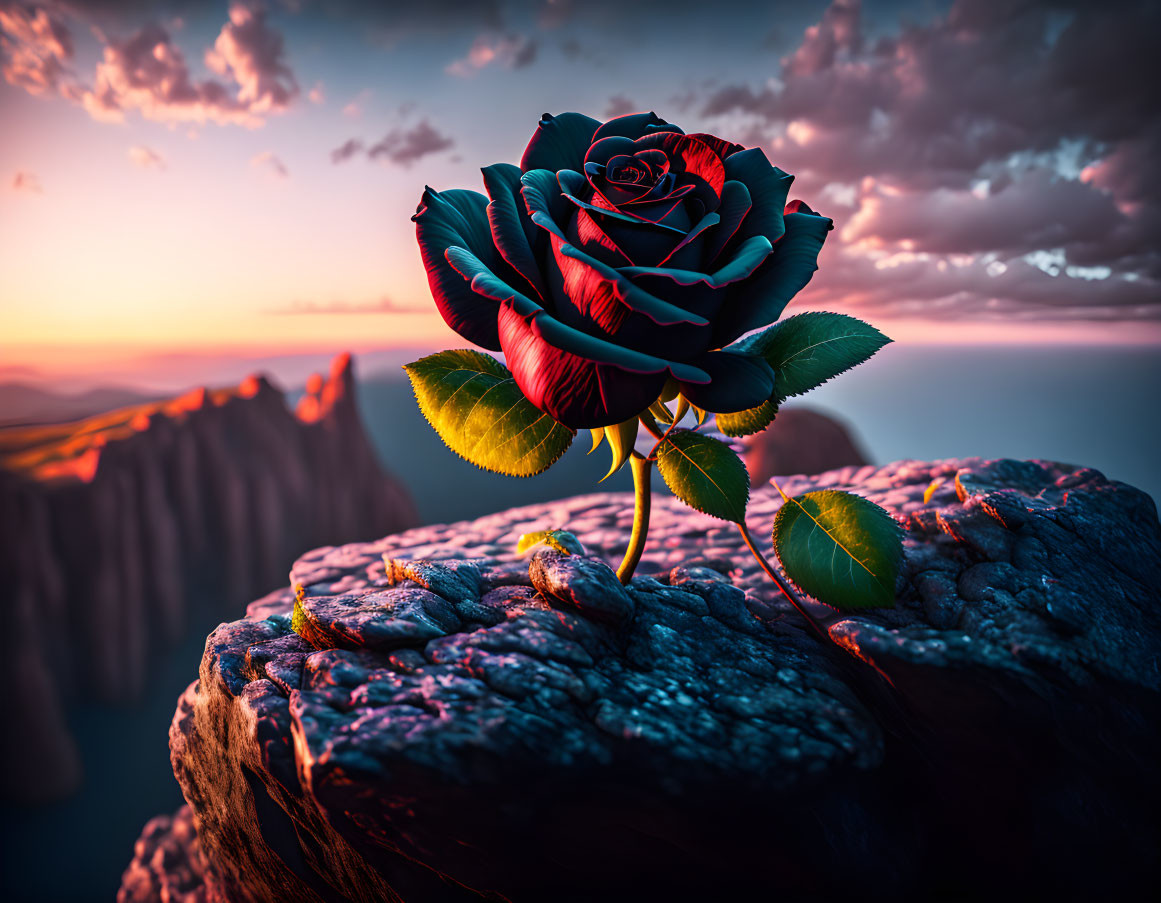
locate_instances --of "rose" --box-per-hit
[413,111,833,430]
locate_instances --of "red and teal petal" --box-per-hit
[482,163,546,300]
[520,112,601,174]
[711,208,834,346]
[701,180,751,265]
[544,234,713,359]
[676,349,776,414]
[591,111,684,143]
[723,148,793,248]
[413,186,506,350]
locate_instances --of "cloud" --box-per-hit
[307,80,323,103]
[128,144,165,169]
[329,137,363,164]
[1,1,299,126]
[0,3,75,96]
[268,296,429,315]
[445,32,536,77]
[604,94,636,119]
[11,170,42,192]
[332,120,454,168]
[694,0,1161,319]
[250,150,287,178]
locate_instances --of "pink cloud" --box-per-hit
[127,145,165,170]
[250,150,288,178]
[0,3,75,96]
[445,32,536,77]
[10,169,42,192]
[1,1,298,127]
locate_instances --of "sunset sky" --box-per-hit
[2,0,1159,384]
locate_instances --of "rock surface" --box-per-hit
[0,353,417,802]
[127,458,1161,900]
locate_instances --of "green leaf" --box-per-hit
[656,430,749,523]
[404,349,573,477]
[772,489,903,610]
[716,398,779,438]
[737,312,890,403]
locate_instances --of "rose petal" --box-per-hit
[619,234,774,323]
[701,180,751,265]
[685,133,745,160]
[656,211,720,268]
[498,301,667,429]
[546,235,713,359]
[520,112,601,173]
[520,168,572,242]
[482,163,546,300]
[710,208,834,346]
[631,132,726,202]
[567,207,634,267]
[413,186,505,350]
[676,350,776,414]
[591,111,684,143]
[723,148,794,248]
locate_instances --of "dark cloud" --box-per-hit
[331,120,454,168]
[329,137,363,164]
[368,120,454,166]
[694,0,1161,319]
[603,94,636,118]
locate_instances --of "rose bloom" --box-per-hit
[413,111,832,429]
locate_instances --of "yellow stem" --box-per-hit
[616,452,653,585]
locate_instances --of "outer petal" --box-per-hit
[591,111,684,143]
[520,112,601,174]
[701,180,751,265]
[482,163,546,300]
[723,148,793,247]
[520,168,573,242]
[711,209,834,346]
[676,350,776,414]
[412,186,504,350]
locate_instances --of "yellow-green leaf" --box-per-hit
[772,489,902,610]
[404,349,573,477]
[716,398,778,437]
[517,529,583,556]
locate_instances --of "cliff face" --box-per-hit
[0,353,417,803]
[124,457,1161,901]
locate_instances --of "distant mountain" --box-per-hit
[0,381,160,427]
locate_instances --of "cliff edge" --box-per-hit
[0,353,417,802]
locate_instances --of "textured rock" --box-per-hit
[0,353,417,802]
[132,458,1161,900]
[743,405,868,485]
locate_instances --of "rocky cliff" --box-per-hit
[123,457,1161,901]
[0,353,417,802]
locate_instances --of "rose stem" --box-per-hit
[736,520,831,643]
[616,452,653,585]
